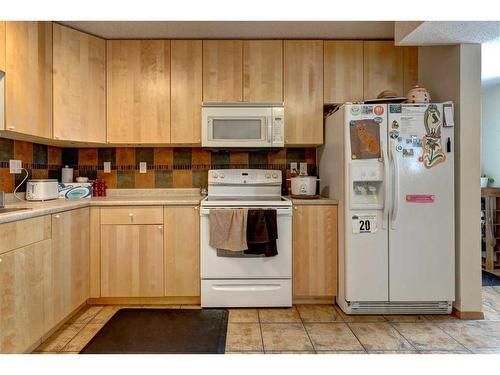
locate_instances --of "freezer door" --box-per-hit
[387,104,455,302]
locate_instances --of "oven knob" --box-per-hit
[212,172,218,178]
[272,173,278,179]
[265,173,271,179]
[219,173,225,179]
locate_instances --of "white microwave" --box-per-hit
[201,102,284,148]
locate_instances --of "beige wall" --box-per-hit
[419,44,482,313]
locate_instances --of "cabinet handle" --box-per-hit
[8,125,14,130]
[54,214,60,219]
[129,213,134,217]
[157,226,163,230]
[194,206,199,210]
[294,206,298,210]
[0,258,2,263]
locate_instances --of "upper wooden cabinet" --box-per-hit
[284,40,323,145]
[203,40,243,102]
[363,41,404,99]
[171,40,203,144]
[293,204,338,299]
[403,46,419,93]
[53,24,106,143]
[5,21,52,138]
[0,22,5,71]
[107,40,171,144]
[324,40,363,103]
[243,40,283,102]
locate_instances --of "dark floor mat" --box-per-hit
[482,270,500,286]
[80,308,228,354]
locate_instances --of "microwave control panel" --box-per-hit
[272,107,285,146]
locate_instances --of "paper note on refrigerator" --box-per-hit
[443,105,455,127]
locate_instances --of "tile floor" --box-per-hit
[33,286,500,355]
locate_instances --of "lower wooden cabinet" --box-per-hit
[49,208,90,325]
[0,239,51,353]
[292,204,338,299]
[100,224,164,297]
[164,206,200,297]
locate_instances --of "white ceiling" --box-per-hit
[396,21,500,45]
[58,21,394,39]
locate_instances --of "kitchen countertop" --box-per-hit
[287,196,339,205]
[0,189,203,224]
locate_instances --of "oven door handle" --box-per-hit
[200,208,292,216]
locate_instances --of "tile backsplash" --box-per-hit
[0,138,317,193]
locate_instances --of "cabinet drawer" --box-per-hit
[0,215,51,255]
[100,206,163,225]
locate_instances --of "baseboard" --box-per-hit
[87,296,201,306]
[292,296,335,305]
[452,307,485,320]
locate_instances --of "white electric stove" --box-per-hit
[200,169,293,308]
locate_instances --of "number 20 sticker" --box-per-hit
[352,214,378,234]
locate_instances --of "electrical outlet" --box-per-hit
[103,161,111,173]
[299,162,308,176]
[9,160,22,174]
[139,162,147,174]
[290,162,298,172]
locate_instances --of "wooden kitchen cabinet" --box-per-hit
[100,224,164,297]
[284,40,324,145]
[293,204,338,299]
[53,23,106,143]
[48,208,90,326]
[164,206,200,297]
[0,239,51,353]
[0,21,5,71]
[363,41,404,99]
[324,40,364,103]
[5,21,52,138]
[403,46,419,93]
[243,40,283,102]
[203,40,243,102]
[107,40,171,144]
[171,40,203,144]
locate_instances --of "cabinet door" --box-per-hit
[203,40,242,102]
[284,40,323,145]
[324,41,363,103]
[243,40,283,102]
[101,225,164,297]
[171,40,202,144]
[293,205,338,298]
[363,41,404,100]
[107,40,171,144]
[164,206,200,297]
[403,46,419,93]
[0,240,51,353]
[5,21,52,138]
[48,208,90,326]
[0,22,5,71]
[53,23,106,143]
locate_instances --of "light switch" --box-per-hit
[139,162,147,174]
[103,162,111,173]
[9,160,22,174]
[290,162,298,173]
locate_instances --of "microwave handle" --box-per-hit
[267,121,272,143]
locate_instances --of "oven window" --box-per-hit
[212,118,263,140]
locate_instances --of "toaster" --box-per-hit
[26,179,60,201]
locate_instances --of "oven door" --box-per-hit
[202,106,273,148]
[200,207,292,279]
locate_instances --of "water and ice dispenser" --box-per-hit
[350,161,384,208]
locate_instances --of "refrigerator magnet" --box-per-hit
[403,149,414,157]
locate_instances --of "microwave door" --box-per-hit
[208,117,269,147]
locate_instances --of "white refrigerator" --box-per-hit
[319,103,455,314]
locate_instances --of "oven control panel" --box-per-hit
[208,169,281,185]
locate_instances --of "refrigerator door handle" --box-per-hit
[382,140,390,229]
[390,141,400,229]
